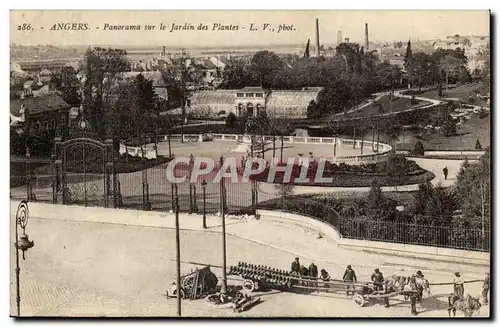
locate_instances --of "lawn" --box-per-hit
[419,83,490,107]
[399,114,491,151]
[330,95,429,120]
[250,168,435,187]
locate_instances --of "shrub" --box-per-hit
[225,112,238,128]
[413,141,425,156]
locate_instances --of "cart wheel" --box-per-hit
[353,294,365,307]
[242,279,256,292]
[172,288,185,299]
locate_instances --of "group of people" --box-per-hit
[290,257,490,315]
[290,258,358,294]
[453,271,490,305]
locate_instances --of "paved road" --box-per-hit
[10,214,489,317]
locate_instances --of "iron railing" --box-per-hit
[10,157,490,252]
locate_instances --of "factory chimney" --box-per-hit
[365,23,369,50]
[315,18,320,57]
[337,30,343,44]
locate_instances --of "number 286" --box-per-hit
[17,24,32,31]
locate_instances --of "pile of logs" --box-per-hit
[228,262,295,288]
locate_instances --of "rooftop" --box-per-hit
[10,94,70,116]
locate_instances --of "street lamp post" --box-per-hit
[201,180,207,229]
[14,200,35,317]
[174,188,181,317]
[219,156,228,294]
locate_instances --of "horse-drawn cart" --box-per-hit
[352,285,419,307]
[166,266,218,300]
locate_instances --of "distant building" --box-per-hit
[122,71,168,101]
[39,68,53,83]
[388,56,406,70]
[10,94,71,133]
[209,56,231,71]
[188,86,322,119]
[266,88,322,118]
[190,59,219,87]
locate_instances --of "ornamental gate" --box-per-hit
[53,137,117,207]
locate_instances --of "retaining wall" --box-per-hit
[121,133,393,166]
[256,209,489,267]
[12,201,488,268]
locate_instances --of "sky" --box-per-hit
[10,10,490,48]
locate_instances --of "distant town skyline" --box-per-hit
[11,10,490,48]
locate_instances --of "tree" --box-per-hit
[306,100,319,119]
[274,120,291,163]
[441,114,457,136]
[375,62,402,100]
[51,66,81,107]
[412,181,455,225]
[454,149,490,245]
[404,39,413,90]
[385,117,402,150]
[413,141,425,156]
[83,47,130,139]
[317,77,353,115]
[219,58,256,89]
[250,51,283,88]
[412,52,433,92]
[385,153,407,191]
[112,74,155,152]
[226,112,238,129]
[162,51,203,142]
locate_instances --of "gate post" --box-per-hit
[25,147,32,201]
[105,139,114,208]
[51,153,57,204]
[54,137,66,204]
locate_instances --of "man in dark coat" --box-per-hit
[405,276,418,315]
[443,166,449,180]
[291,257,300,273]
[343,265,357,296]
[371,269,385,291]
[482,273,490,305]
[309,263,318,278]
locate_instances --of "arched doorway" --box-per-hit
[237,103,244,116]
[54,137,116,208]
[247,103,254,117]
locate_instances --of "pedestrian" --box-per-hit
[343,265,357,296]
[320,269,331,282]
[299,265,309,276]
[443,166,449,180]
[309,262,318,278]
[482,273,490,305]
[291,257,300,274]
[404,276,418,315]
[415,270,425,300]
[453,272,464,298]
[371,269,385,292]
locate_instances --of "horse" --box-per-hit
[386,275,430,302]
[386,275,410,293]
[448,294,482,317]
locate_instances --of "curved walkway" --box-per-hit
[257,157,470,196]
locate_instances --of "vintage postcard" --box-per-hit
[10,10,491,318]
